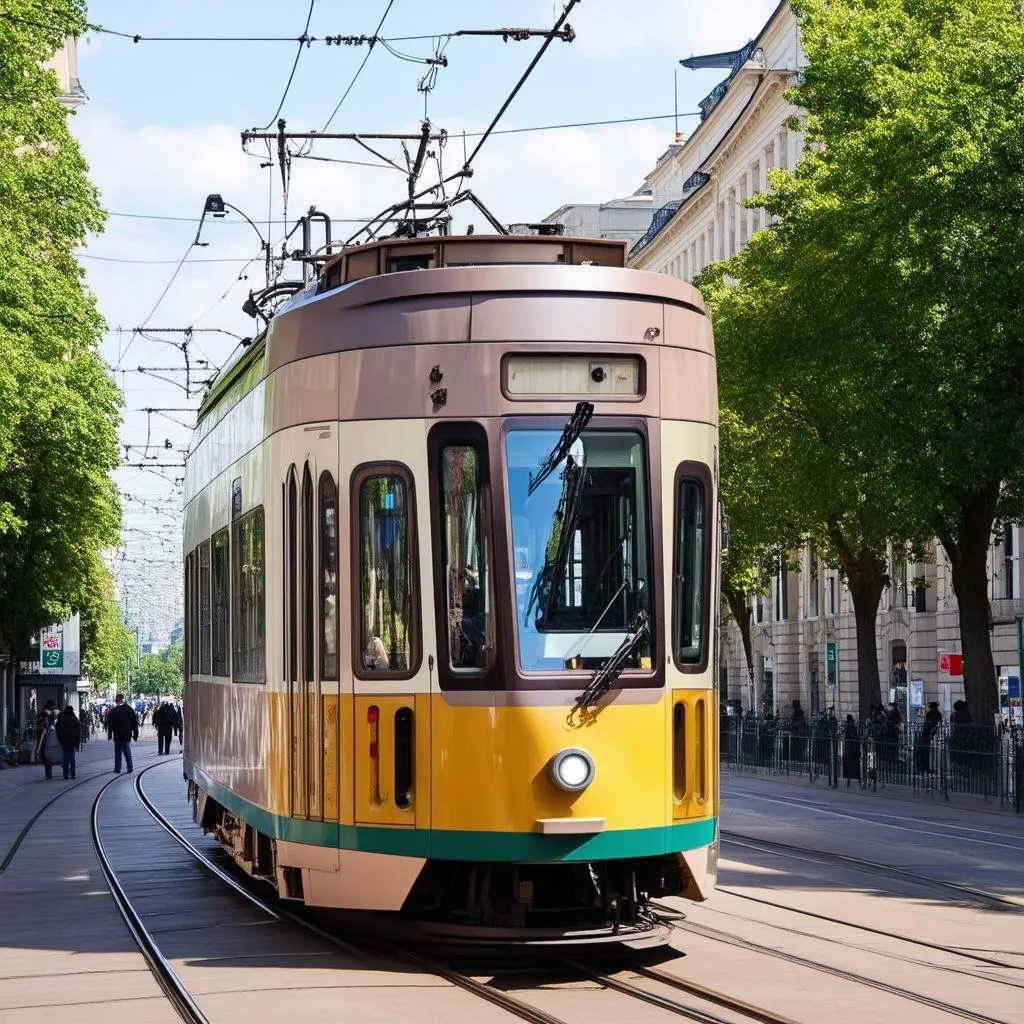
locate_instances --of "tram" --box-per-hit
[182,232,720,947]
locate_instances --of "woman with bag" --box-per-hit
[36,708,62,780]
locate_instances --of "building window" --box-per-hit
[212,528,230,676]
[438,440,492,672]
[232,506,266,683]
[774,553,788,621]
[319,472,339,681]
[674,470,709,665]
[356,467,418,677]
[1004,524,1015,600]
[198,541,212,675]
[828,574,837,615]
[808,544,820,618]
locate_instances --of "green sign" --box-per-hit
[826,642,837,688]
[42,649,63,669]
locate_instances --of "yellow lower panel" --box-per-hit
[429,695,669,833]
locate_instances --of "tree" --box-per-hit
[0,1,121,658]
[699,238,930,716]
[783,0,1024,724]
[135,641,184,697]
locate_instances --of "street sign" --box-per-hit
[1009,676,1021,700]
[938,652,963,677]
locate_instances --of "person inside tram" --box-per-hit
[364,636,390,672]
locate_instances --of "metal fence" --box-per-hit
[720,715,1023,812]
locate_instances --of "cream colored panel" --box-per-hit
[341,418,436,696]
[661,419,717,691]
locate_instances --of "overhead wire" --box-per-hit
[254,0,316,131]
[321,0,395,131]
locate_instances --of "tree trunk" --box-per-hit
[847,569,885,719]
[938,487,999,726]
[723,585,754,708]
[827,524,887,719]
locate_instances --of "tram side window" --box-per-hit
[198,540,212,675]
[356,469,417,676]
[320,472,339,681]
[184,553,194,677]
[232,506,266,683]
[675,470,709,666]
[440,444,491,671]
[189,549,201,677]
[212,528,230,676]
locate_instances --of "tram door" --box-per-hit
[285,435,340,823]
[341,421,429,830]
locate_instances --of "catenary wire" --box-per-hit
[255,0,316,131]
[321,0,395,131]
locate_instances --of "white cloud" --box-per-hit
[544,0,783,60]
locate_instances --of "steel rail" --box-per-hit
[677,918,1015,1024]
[722,830,1022,911]
[564,958,789,1024]
[1,752,161,873]
[91,772,208,1024]
[134,763,568,1024]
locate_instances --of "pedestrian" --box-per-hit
[915,700,942,773]
[36,705,61,780]
[55,705,81,780]
[173,703,183,748]
[842,714,861,785]
[153,702,174,755]
[106,693,139,774]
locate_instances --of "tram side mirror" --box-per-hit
[720,507,730,554]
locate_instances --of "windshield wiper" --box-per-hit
[525,452,586,626]
[569,609,650,720]
[528,401,594,496]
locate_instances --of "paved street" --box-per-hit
[3,744,1023,1022]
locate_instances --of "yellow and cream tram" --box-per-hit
[182,233,719,946]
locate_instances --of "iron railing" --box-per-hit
[720,715,1022,812]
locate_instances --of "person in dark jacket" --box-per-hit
[106,693,139,773]
[54,706,81,780]
[153,702,174,755]
[842,714,861,785]
[36,705,60,780]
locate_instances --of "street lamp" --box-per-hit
[193,193,271,285]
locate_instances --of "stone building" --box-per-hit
[542,192,655,248]
[44,35,86,109]
[628,1,1022,725]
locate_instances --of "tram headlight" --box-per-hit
[549,747,595,793]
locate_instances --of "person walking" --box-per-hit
[153,702,174,755]
[172,703,183,748]
[106,693,139,774]
[36,706,61,780]
[54,705,81,780]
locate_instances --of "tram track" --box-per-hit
[720,830,1023,912]
[91,770,208,1024]
[130,762,799,1024]
[1,751,161,873]
[664,913,1017,1024]
[712,887,1024,979]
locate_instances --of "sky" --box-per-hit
[72,0,781,639]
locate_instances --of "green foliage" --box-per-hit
[699,0,1024,719]
[81,570,136,693]
[135,641,184,698]
[0,1,121,658]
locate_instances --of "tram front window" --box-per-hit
[506,429,653,672]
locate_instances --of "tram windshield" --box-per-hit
[506,428,653,672]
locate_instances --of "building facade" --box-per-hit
[43,35,86,108]
[629,1,1022,725]
[542,193,655,247]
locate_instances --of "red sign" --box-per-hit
[939,652,964,676]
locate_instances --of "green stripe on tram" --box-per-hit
[188,763,716,862]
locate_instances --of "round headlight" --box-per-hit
[549,747,595,793]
